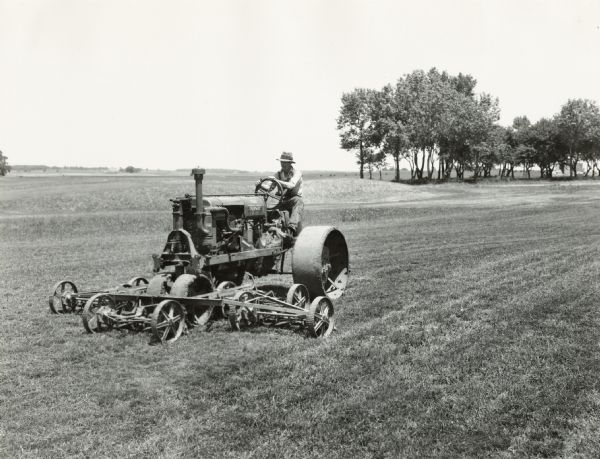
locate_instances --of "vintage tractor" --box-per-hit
[49,168,349,343]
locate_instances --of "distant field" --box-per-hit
[1,174,600,457]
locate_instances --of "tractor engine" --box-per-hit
[154,169,283,283]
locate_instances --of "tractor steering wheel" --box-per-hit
[255,177,284,210]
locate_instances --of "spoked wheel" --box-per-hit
[255,178,284,210]
[171,274,214,327]
[229,291,256,331]
[128,277,149,288]
[82,293,116,333]
[292,226,349,300]
[217,281,237,318]
[286,283,310,309]
[49,280,78,314]
[151,300,187,344]
[306,296,335,338]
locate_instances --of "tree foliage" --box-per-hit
[338,72,600,181]
[556,99,600,177]
[0,150,11,176]
[337,88,380,179]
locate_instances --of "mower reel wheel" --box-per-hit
[127,277,149,288]
[151,299,187,344]
[217,281,237,318]
[286,283,310,309]
[306,296,334,338]
[82,293,116,333]
[49,280,78,314]
[229,290,256,331]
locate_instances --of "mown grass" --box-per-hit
[1,174,600,457]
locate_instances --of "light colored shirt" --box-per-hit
[276,167,303,197]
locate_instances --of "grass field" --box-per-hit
[1,173,600,458]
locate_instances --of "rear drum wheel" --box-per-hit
[292,226,349,301]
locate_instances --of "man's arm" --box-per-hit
[277,169,301,190]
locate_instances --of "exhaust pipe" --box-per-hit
[192,168,210,235]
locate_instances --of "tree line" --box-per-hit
[337,68,600,180]
[0,150,11,176]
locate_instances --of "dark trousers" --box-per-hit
[278,195,304,233]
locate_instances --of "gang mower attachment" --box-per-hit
[48,168,348,343]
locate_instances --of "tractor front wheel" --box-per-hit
[146,274,170,296]
[171,274,214,328]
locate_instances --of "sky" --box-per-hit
[1,0,599,172]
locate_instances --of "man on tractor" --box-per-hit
[269,151,304,240]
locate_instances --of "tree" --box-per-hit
[338,68,500,183]
[370,150,387,180]
[556,99,600,177]
[438,90,499,180]
[464,94,500,180]
[405,69,449,180]
[528,118,563,178]
[511,116,535,178]
[580,117,600,176]
[0,150,11,176]
[498,127,517,179]
[449,72,477,97]
[337,88,380,179]
[372,83,410,181]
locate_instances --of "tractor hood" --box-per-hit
[202,195,266,218]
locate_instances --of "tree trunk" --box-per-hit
[419,150,425,180]
[426,149,432,179]
[444,159,453,179]
[359,141,364,179]
[413,151,421,180]
[394,153,400,182]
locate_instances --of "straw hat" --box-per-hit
[277,152,295,163]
